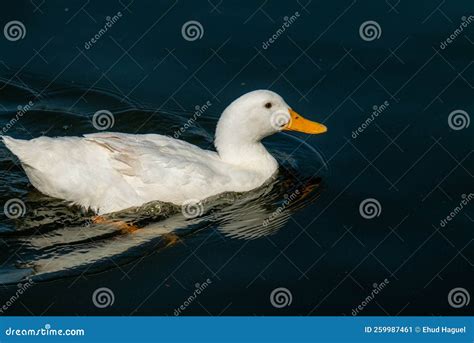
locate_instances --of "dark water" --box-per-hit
[0,1,472,315]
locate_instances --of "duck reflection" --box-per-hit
[0,170,322,284]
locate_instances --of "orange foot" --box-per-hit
[162,233,181,247]
[92,215,107,224]
[300,182,319,199]
[92,215,139,234]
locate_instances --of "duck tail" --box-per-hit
[1,136,29,161]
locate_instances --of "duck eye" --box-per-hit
[264,102,272,109]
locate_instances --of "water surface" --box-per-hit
[0,0,472,316]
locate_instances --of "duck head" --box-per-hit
[215,90,327,170]
[215,90,326,144]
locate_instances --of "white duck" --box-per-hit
[2,90,326,214]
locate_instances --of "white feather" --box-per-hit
[2,90,294,214]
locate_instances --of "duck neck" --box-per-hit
[214,128,278,178]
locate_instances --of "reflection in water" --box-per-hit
[0,77,327,284]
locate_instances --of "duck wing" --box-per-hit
[84,132,233,205]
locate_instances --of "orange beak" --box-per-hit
[283,109,327,134]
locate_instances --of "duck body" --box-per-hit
[2,132,277,214]
[2,90,326,214]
